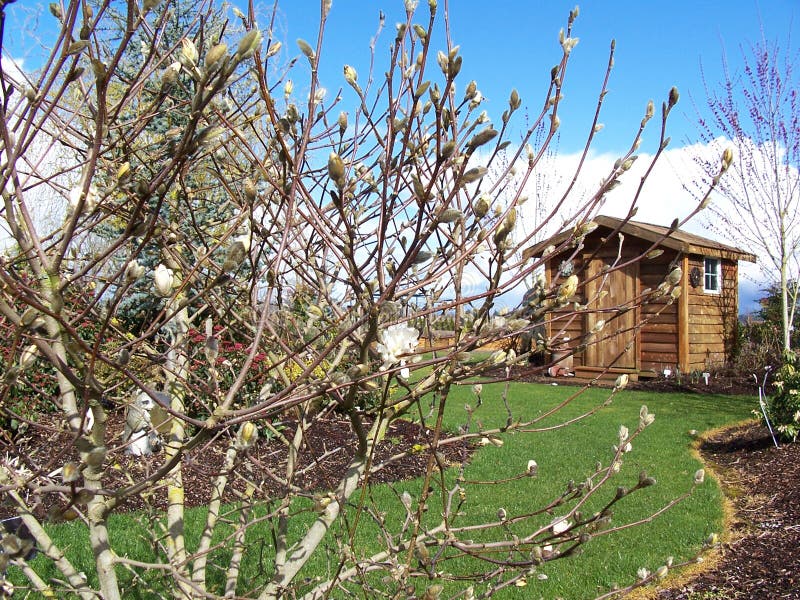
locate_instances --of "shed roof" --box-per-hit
[524,215,757,263]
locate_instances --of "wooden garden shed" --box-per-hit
[525,216,756,379]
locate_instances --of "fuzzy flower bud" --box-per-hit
[327,152,346,188]
[473,194,490,219]
[645,99,654,120]
[438,208,463,224]
[237,422,258,449]
[61,461,80,484]
[205,43,228,67]
[162,62,181,87]
[297,38,315,62]
[639,405,655,428]
[668,86,680,108]
[236,28,262,59]
[265,41,282,58]
[667,266,682,286]
[143,0,161,13]
[243,178,257,202]
[721,147,734,171]
[222,235,250,272]
[343,64,358,86]
[557,274,578,303]
[179,38,199,67]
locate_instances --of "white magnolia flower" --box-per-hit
[153,264,174,297]
[311,87,327,104]
[614,373,629,390]
[3,452,33,479]
[376,323,419,378]
[69,184,98,213]
[550,518,571,534]
[491,315,507,330]
[469,90,483,109]
[124,259,145,282]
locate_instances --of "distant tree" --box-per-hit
[694,35,800,353]
[758,282,800,348]
[0,1,729,598]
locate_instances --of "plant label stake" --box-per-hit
[755,373,779,448]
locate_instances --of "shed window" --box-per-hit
[704,257,721,293]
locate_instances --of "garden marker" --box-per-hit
[755,372,779,448]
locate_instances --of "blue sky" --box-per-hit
[3,1,797,312]
[270,0,798,155]
[5,1,795,154]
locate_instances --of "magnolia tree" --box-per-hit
[0,1,728,598]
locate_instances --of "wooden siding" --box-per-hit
[684,257,738,370]
[544,262,586,367]
[540,226,743,374]
[639,254,681,371]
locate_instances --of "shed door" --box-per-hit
[585,259,638,369]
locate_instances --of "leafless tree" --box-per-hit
[694,35,800,353]
[0,1,727,598]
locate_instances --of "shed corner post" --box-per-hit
[678,255,690,372]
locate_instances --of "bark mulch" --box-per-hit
[2,412,473,518]
[657,422,800,600]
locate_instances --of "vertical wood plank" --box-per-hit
[679,255,690,371]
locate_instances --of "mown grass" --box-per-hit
[15,384,752,598]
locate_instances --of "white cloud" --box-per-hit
[514,142,717,238]
[1,57,72,251]
[502,138,767,313]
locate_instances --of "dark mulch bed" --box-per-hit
[657,422,800,600]
[2,412,473,518]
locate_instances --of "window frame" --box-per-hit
[703,257,721,294]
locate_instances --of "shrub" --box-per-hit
[764,351,800,441]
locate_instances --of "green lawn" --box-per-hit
[17,384,752,598]
[434,383,752,598]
